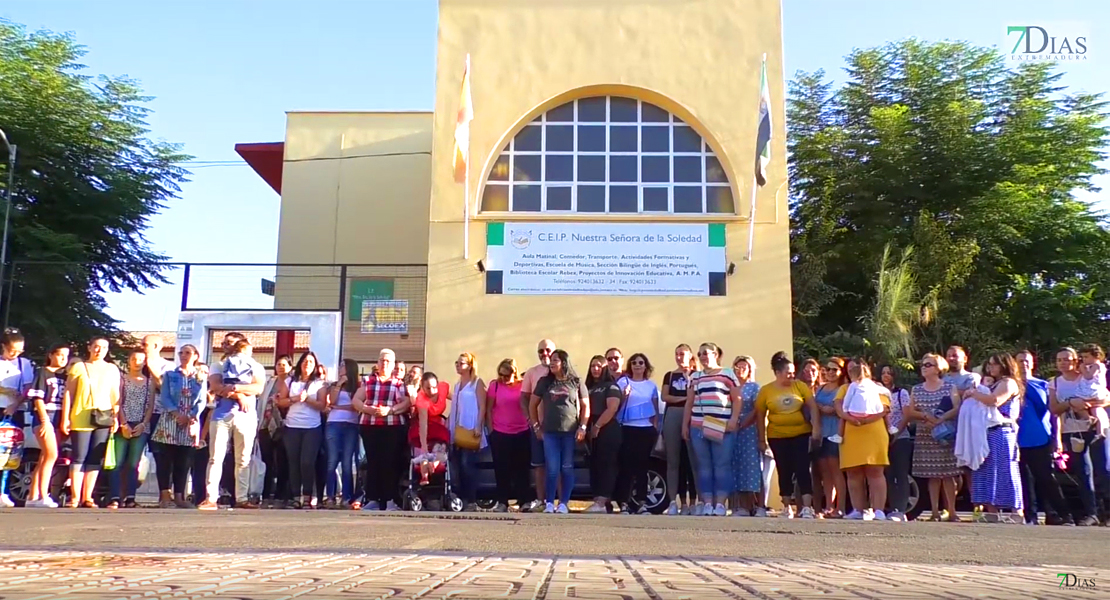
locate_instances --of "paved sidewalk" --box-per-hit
[0,549,1104,599]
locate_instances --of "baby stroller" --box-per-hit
[402,389,462,512]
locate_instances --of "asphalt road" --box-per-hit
[3,509,1107,568]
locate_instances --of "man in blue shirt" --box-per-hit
[1016,350,1069,525]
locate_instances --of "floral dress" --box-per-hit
[151,368,207,448]
[910,382,961,479]
[732,381,762,493]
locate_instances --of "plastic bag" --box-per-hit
[0,418,25,471]
[103,434,118,470]
[247,442,266,498]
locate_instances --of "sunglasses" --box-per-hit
[606,356,621,362]
[922,362,937,368]
[538,348,553,355]
[631,360,645,366]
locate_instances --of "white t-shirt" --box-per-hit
[284,378,326,429]
[327,389,360,424]
[1077,362,1107,400]
[616,377,659,428]
[0,357,34,410]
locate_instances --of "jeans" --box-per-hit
[588,424,621,500]
[1064,430,1097,521]
[885,437,913,514]
[71,428,111,471]
[542,431,576,506]
[688,427,735,498]
[283,425,323,499]
[768,434,813,497]
[325,421,360,502]
[451,448,481,504]
[614,425,658,504]
[488,430,533,505]
[206,411,257,503]
[109,431,149,501]
[1019,442,1068,523]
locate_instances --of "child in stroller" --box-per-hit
[407,372,451,504]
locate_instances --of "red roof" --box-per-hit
[234,142,284,194]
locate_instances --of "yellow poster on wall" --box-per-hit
[360,300,409,334]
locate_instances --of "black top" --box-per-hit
[588,381,621,429]
[661,371,689,408]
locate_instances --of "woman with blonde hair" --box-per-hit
[835,358,891,521]
[451,352,487,511]
[730,355,762,517]
[486,357,531,511]
[904,352,962,521]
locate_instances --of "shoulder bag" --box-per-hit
[452,382,481,451]
[84,363,116,428]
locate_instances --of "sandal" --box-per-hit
[350,501,362,511]
[106,500,120,510]
[80,500,98,509]
[124,498,138,509]
[291,500,303,510]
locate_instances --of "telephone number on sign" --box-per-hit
[559,278,659,286]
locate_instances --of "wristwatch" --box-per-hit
[578,424,588,431]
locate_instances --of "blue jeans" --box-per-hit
[688,427,735,499]
[542,431,576,505]
[109,432,149,501]
[450,448,481,503]
[325,421,361,502]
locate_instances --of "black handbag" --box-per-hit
[83,363,116,428]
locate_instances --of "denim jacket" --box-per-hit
[160,368,207,419]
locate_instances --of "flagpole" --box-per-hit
[463,54,471,260]
[745,52,767,262]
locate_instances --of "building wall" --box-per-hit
[425,0,792,383]
[275,112,434,363]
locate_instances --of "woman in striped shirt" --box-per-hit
[682,343,741,517]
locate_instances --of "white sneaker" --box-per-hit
[543,502,555,514]
[44,496,59,509]
[681,503,694,516]
[666,503,679,516]
[753,507,768,518]
[713,503,727,517]
[780,505,796,519]
[585,503,607,513]
[827,434,843,444]
[887,510,905,522]
[362,500,380,511]
[733,508,751,517]
[522,499,543,513]
[556,503,569,514]
[862,508,876,521]
[800,506,816,519]
[845,510,864,520]
[0,494,14,508]
[385,500,400,512]
[887,424,900,435]
[873,509,886,521]
[692,502,705,516]
[24,498,43,508]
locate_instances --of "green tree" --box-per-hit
[0,21,189,355]
[862,244,933,369]
[788,39,1110,367]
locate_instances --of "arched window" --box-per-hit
[481,96,734,215]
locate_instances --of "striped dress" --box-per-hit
[910,382,962,479]
[970,388,1023,510]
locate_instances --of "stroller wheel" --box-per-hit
[447,492,463,513]
[404,490,423,512]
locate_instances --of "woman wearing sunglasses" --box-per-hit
[904,352,962,521]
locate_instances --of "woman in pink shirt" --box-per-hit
[486,358,530,512]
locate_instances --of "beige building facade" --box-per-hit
[242,0,791,383]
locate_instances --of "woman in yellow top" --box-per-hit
[755,351,821,519]
[835,358,891,521]
[60,337,121,508]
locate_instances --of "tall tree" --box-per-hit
[789,40,1110,366]
[0,21,189,355]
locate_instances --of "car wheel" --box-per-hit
[7,451,38,506]
[630,466,670,514]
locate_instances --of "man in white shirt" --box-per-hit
[200,332,265,510]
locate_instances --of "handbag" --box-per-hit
[931,411,956,446]
[701,415,727,442]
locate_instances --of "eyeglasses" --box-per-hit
[606,356,621,362]
[538,348,553,355]
[922,362,937,368]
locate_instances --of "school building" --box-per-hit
[234,0,792,380]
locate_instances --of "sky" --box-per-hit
[1,0,1107,332]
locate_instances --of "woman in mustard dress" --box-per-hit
[835,358,891,521]
[60,337,121,508]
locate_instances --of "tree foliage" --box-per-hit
[789,39,1110,370]
[0,20,189,355]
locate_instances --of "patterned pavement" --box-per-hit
[0,550,1105,599]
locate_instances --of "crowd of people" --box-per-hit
[0,328,1108,525]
